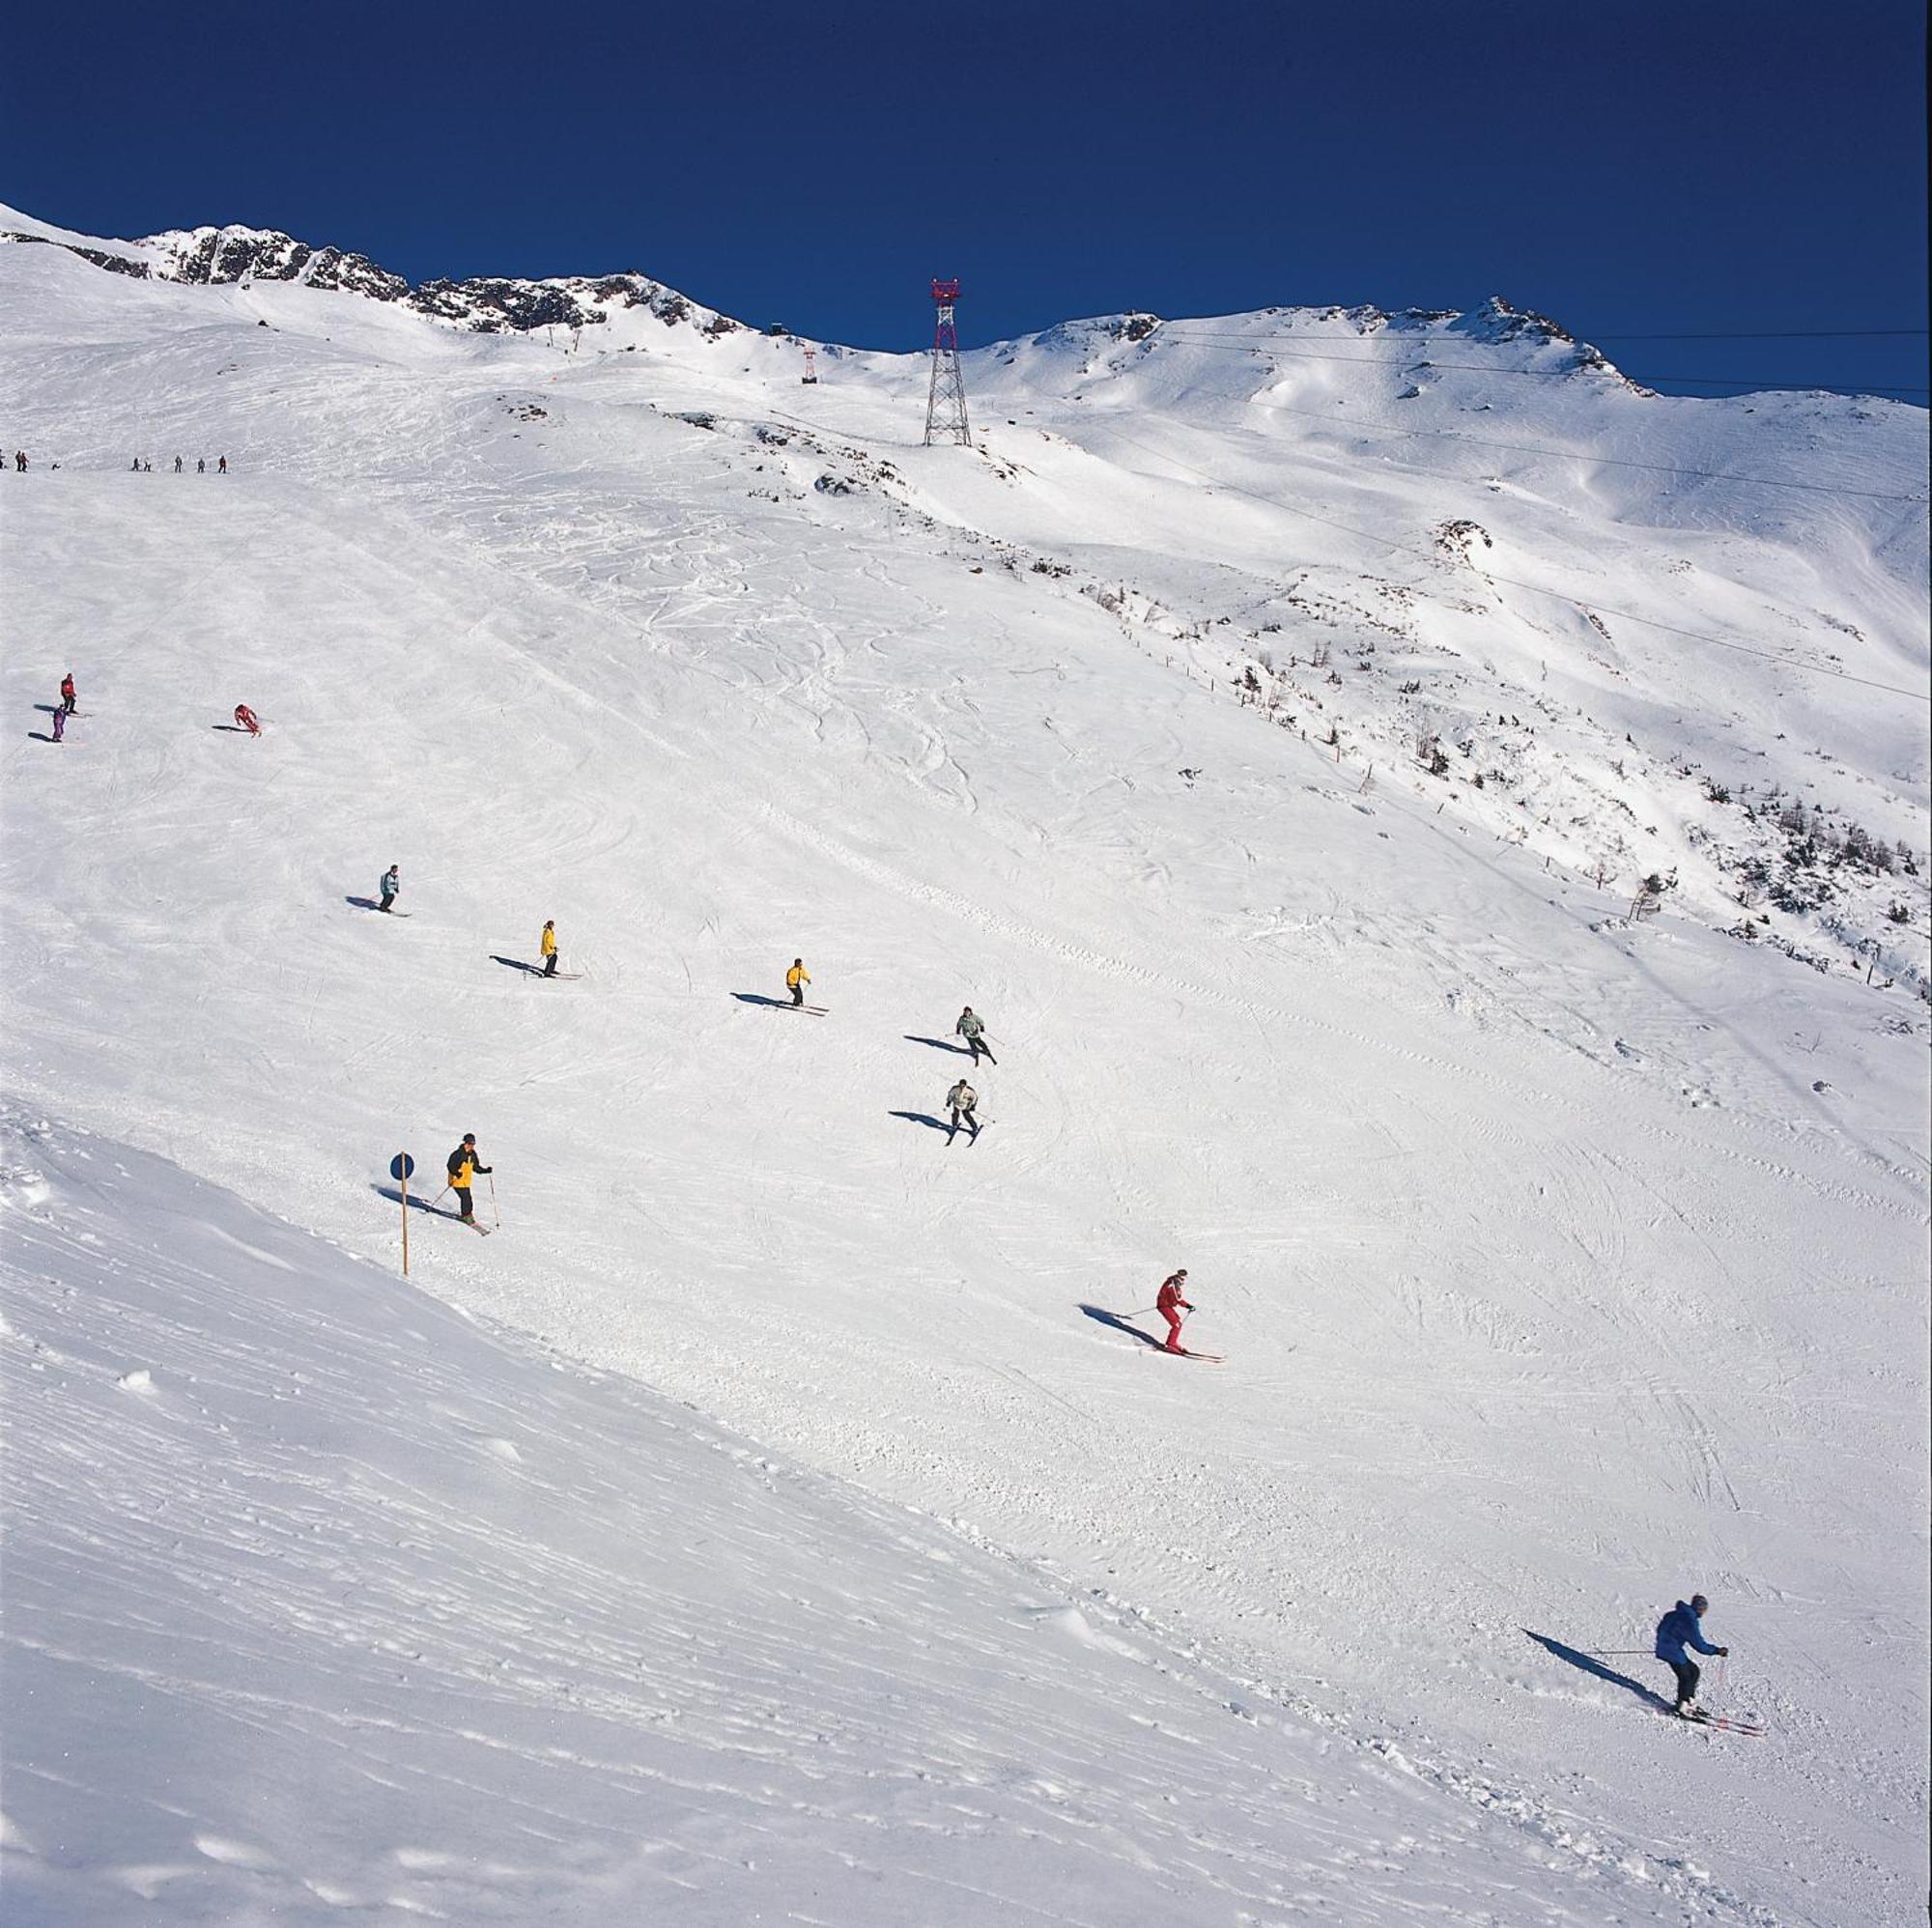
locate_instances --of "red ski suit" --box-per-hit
[1156,1274,1193,1353]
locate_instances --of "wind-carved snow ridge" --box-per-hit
[0,202,1926,1924]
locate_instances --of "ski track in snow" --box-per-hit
[1,214,1927,1925]
[2,1119,1767,1927]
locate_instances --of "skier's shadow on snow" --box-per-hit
[27,730,57,743]
[345,895,384,911]
[371,1182,463,1221]
[904,1035,971,1055]
[211,723,252,732]
[492,955,545,976]
[33,703,61,716]
[1078,1304,1167,1350]
[1523,1632,1672,1711]
[888,1110,953,1133]
[732,992,796,1009]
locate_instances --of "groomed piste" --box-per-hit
[2,205,1927,1924]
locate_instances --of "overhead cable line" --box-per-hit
[1129,326,1927,343]
[1584,326,1928,341]
[1150,336,1932,397]
[1085,422,1930,704]
[1250,398,1929,502]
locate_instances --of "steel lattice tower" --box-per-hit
[923,278,972,446]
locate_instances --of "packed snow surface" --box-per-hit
[2,207,1928,1924]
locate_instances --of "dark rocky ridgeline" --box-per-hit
[0,221,746,340]
[412,276,599,332]
[1,233,156,278]
[148,227,412,300]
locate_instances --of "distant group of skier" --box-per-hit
[130,453,227,473]
[38,670,260,745]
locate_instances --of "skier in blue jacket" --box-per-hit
[1655,1594,1727,1715]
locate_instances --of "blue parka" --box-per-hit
[1655,1601,1720,1665]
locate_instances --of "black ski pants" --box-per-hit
[1668,1659,1700,1707]
[544,955,557,977]
[379,892,394,913]
[791,983,805,1007]
[966,1036,995,1064]
[950,1106,979,1137]
[453,1185,474,1221]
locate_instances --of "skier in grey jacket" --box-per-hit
[955,1007,996,1064]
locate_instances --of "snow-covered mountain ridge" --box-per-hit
[2,202,1927,1924]
[8,200,1922,991]
[1,208,746,338]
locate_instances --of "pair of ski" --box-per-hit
[781,1005,829,1016]
[1674,1707,1765,1737]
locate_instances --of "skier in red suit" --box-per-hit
[1156,1269,1193,1353]
[233,703,261,736]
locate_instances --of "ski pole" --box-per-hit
[489,1170,500,1229]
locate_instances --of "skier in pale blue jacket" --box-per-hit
[379,865,399,915]
[1655,1594,1727,1715]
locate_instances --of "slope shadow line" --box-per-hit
[1078,1304,1166,1349]
[1523,1631,1672,1711]
[371,1182,461,1220]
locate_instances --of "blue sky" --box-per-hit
[4,0,1925,398]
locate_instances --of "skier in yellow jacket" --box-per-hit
[785,958,811,1008]
[445,1134,493,1230]
[540,920,558,978]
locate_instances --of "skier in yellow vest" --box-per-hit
[785,958,811,1008]
[444,1134,493,1232]
[540,920,558,978]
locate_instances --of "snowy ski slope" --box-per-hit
[2,207,1928,1924]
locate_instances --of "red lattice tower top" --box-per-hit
[931,279,961,352]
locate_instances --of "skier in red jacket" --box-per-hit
[233,703,261,736]
[1156,1269,1193,1353]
